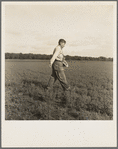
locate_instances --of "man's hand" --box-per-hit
[63,60,69,67]
[49,61,52,68]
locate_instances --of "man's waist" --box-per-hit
[55,59,63,62]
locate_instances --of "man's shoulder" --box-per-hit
[55,45,61,51]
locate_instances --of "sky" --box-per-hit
[4,2,115,57]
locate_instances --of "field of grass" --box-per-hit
[5,59,113,120]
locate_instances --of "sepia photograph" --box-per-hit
[2,1,117,147]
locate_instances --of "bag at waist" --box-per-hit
[53,60,64,71]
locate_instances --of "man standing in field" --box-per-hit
[46,39,73,107]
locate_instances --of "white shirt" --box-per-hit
[50,45,64,65]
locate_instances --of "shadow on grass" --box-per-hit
[67,109,79,119]
[31,112,42,120]
[33,94,45,102]
[55,95,66,108]
[22,79,48,90]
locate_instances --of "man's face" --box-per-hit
[60,42,66,48]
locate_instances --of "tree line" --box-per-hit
[5,53,113,61]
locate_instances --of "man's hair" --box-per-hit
[58,39,66,45]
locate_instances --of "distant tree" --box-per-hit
[98,56,107,61]
[5,52,113,61]
[19,53,23,59]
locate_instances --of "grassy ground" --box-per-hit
[5,60,113,120]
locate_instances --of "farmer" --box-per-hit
[46,39,73,107]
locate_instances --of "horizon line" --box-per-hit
[5,52,113,58]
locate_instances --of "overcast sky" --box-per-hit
[4,2,115,57]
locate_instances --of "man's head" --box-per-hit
[58,39,66,48]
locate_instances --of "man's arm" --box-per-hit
[49,47,61,66]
